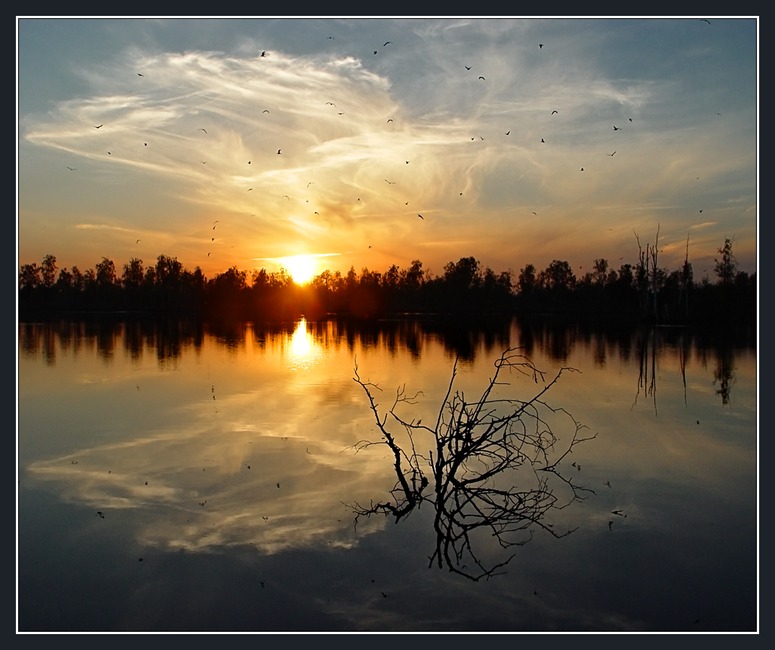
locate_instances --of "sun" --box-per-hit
[279,254,318,285]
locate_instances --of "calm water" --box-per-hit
[17,316,758,633]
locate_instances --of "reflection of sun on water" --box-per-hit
[288,318,321,370]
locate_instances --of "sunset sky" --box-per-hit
[17,17,758,284]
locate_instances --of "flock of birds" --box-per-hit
[63,20,717,274]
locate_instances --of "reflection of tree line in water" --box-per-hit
[20,316,748,410]
[632,325,741,413]
[19,237,755,327]
[19,317,749,579]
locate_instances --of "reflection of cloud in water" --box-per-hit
[26,418,390,556]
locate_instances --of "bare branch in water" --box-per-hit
[348,347,596,581]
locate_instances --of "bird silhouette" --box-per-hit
[137,73,144,77]
[262,109,270,114]
[478,76,486,80]
[613,125,620,131]
[540,138,545,143]
[199,128,207,134]
[387,118,394,123]
[608,151,616,156]
[465,65,471,70]
[505,130,510,135]
[94,124,103,129]
[551,110,559,115]
[277,149,282,154]
[383,41,392,46]
[261,51,267,57]
[66,166,77,171]
[701,19,711,24]
[580,167,584,171]
[385,179,396,184]
[417,214,424,219]
[539,43,544,49]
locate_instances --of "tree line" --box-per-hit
[18,237,755,328]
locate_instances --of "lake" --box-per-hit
[17,315,758,633]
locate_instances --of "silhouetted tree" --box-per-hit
[714,238,738,286]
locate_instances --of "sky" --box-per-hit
[17,16,759,285]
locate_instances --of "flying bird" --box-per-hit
[262,109,270,113]
[261,51,267,57]
[540,138,545,143]
[551,110,558,115]
[383,41,392,46]
[137,73,144,77]
[66,166,77,171]
[417,214,424,219]
[385,179,396,184]
[505,130,510,135]
[387,118,394,123]
[701,19,711,24]
[94,124,103,129]
[539,43,544,49]
[199,128,207,133]
[580,167,584,171]
[613,125,620,131]
[478,76,486,80]
[277,149,282,154]
[608,151,616,156]
[465,65,471,70]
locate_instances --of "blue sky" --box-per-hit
[17,17,758,283]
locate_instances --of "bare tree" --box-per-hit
[349,347,596,581]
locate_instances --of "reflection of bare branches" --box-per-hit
[349,347,596,581]
[713,346,735,405]
[632,328,658,415]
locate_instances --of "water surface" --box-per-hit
[17,317,757,632]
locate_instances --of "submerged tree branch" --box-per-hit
[348,347,597,581]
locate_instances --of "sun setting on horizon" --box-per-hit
[17,18,757,282]
[278,254,320,286]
